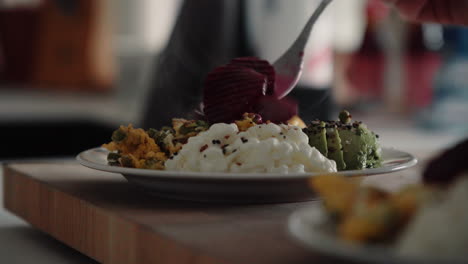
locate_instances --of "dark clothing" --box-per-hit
[142,0,247,128]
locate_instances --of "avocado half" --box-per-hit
[303,111,382,171]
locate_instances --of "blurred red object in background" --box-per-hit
[405,53,441,109]
[0,4,40,84]
[367,0,390,25]
[0,0,115,91]
[346,0,442,112]
[33,0,115,91]
[404,25,442,110]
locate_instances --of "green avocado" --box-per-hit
[304,110,382,171]
[326,123,346,171]
[303,121,328,157]
[338,122,382,170]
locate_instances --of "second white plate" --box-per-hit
[288,206,466,264]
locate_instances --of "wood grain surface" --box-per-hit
[2,160,424,264]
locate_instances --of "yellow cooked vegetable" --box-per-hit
[339,201,398,242]
[311,174,434,243]
[103,124,167,169]
[287,115,306,128]
[310,174,360,218]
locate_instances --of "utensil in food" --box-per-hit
[273,0,333,98]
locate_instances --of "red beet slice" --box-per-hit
[229,57,276,96]
[204,65,267,123]
[254,96,298,123]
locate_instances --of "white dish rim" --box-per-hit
[76,147,418,181]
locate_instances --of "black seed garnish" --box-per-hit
[241,137,248,143]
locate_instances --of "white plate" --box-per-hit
[76,147,417,203]
[288,206,466,264]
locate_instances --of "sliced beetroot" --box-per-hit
[229,57,276,96]
[204,65,267,123]
[254,96,298,124]
[201,56,297,124]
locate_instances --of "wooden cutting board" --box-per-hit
[2,161,422,264]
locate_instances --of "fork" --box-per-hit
[273,0,334,98]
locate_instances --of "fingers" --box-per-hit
[382,0,468,25]
[418,0,468,25]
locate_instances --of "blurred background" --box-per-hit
[0,0,466,160]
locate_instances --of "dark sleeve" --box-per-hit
[142,0,243,129]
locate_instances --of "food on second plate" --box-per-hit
[310,169,468,260]
[165,122,337,173]
[397,174,468,259]
[311,174,434,243]
[303,110,382,171]
[396,138,468,259]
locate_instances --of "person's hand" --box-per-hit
[383,0,468,25]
